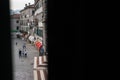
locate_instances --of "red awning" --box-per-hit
[35,41,42,50]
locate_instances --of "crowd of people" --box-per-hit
[16,42,28,58]
[16,39,45,58]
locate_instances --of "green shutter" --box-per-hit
[37,29,43,37]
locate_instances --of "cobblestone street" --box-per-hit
[11,35,39,80]
[10,0,48,79]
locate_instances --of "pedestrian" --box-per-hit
[19,49,21,58]
[21,49,24,57]
[16,42,17,45]
[24,50,27,58]
[23,43,26,50]
[39,46,44,56]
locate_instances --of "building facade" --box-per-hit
[33,0,43,41]
[20,3,35,33]
[33,0,47,54]
[11,14,20,32]
[42,0,47,54]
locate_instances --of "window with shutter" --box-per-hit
[37,29,43,37]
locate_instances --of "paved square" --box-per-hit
[12,35,39,80]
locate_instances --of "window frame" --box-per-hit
[16,20,19,23]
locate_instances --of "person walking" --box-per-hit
[16,42,17,45]
[21,49,24,57]
[39,46,44,56]
[23,43,26,50]
[19,49,21,58]
[24,50,27,58]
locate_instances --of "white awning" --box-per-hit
[29,36,34,42]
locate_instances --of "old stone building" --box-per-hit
[20,3,35,33]
[11,14,20,32]
[33,0,43,39]
[42,0,47,54]
[33,0,47,54]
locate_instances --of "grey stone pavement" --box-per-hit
[11,34,39,80]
